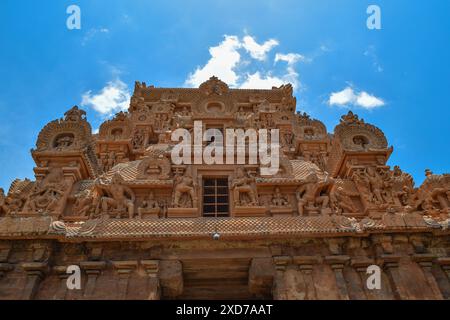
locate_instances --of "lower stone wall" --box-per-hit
[0,234,449,300]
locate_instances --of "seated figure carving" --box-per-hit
[24,167,68,215]
[271,187,289,207]
[138,191,161,218]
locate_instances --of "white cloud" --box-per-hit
[328,86,384,109]
[242,36,279,61]
[185,34,305,91]
[275,53,305,65]
[185,35,242,87]
[81,79,131,116]
[239,72,286,89]
[329,87,356,105]
[356,91,385,108]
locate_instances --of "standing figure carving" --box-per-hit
[231,168,258,206]
[172,171,197,208]
[94,174,135,219]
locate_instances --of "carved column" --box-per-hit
[379,254,408,300]
[80,261,106,299]
[53,266,70,300]
[350,257,377,300]
[21,262,48,300]
[112,261,138,300]
[293,256,319,300]
[141,260,160,300]
[325,255,350,300]
[272,256,291,300]
[412,254,443,299]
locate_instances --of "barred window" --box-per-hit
[202,178,229,217]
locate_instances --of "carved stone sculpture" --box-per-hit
[271,187,289,207]
[231,168,258,206]
[23,167,68,215]
[138,191,161,218]
[172,171,197,208]
[94,174,135,219]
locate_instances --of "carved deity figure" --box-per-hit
[260,113,275,129]
[132,129,146,149]
[138,191,160,218]
[354,167,385,204]
[353,136,369,149]
[64,106,86,122]
[94,174,135,219]
[174,107,193,128]
[271,187,289,207]
[330,186,357,214]
[172,171,197,208]
[231,168,258,206]
[24,167,68,215]
[296,173,332,216]
[303,128,315,139]
[54,135,74,150]
[105,151,116,171]
[282,131,294,148]
[72,190,95,217]
[155,113,171,131]
[4,191,26,214]
[235,107,253,127]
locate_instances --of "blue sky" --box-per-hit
[0,0,449,190]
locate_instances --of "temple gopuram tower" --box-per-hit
[0,77,449,300]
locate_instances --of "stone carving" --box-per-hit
[137,154,171,180]
[414,170,450,214]
[94,174,135,219]
[72,189,96,218]
[174,107,193,128]
[296,172,333,216]
[54,133,75,150]
[335,111,388,151]
[132,128,146,149]
[199,76,229,96]
[138,191,161,218]
[23,167,68,215]
[101,151,117,172]
[330,186,358,214]
[235,107,253,127]
[64,106,86,122]
[231,168,258,206]
[34,106,92,152]
[271,187,289,207]
[353,167,390,206]
[172,170,197,208]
